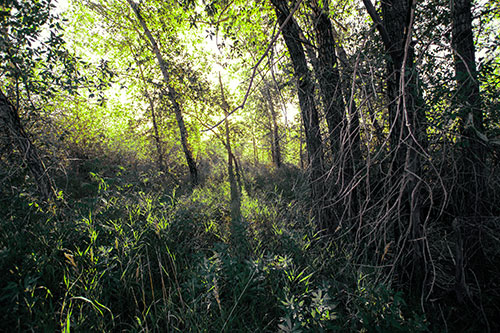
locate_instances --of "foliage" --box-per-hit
[0,162,429,331]
[1,0,500,331]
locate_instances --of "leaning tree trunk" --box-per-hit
[271,0,334,232]
[132,50,165,172]
[127,0,198,185]
[0,89,54,199]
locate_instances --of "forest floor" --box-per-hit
[0,158,492,332]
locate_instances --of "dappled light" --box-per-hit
[1,0,499,331]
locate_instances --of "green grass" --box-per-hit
[0,164,428,332]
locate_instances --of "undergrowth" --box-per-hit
[0,162,429,332]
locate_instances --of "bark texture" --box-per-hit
[451,0,486,216]
[310,0,362,218]
[362,0,425,291]
[310,0,345,157]
[271,0,334,231]
[451,0,489,305]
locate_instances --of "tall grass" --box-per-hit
[0,162,428,332]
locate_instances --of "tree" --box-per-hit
[0,0,83,199]
[270,0,334,231]
[219,75,245,248]
[126,0,199,185]
[450,0,491,307]
[0,91,55,198]
[257,81,283,168]
[127,41,165,172]
[309,0,362,219]
[310,0,346,158]
[451,0,486,216]
[362,0,427,291]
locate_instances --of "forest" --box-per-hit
[1,0,499,331]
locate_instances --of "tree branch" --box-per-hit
[204,0,305,132]
[361,0,392,50]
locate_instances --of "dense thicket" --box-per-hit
[1,0,499,331]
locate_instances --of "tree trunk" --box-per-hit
[271,0,334,231]
[363,0,425,291]
[0,89,54,199]
[133,52,164,172]
[299,121,305,170]
[451,0,490,308]
[265,88,282,168]
[451,0,486,216]
[219,75,244,248]
[332,26,362,169]
[225,111,241,227]
[310,0,345,158]
[127,0,198,185]
[311,0,362,220]
[252,124,259,165]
